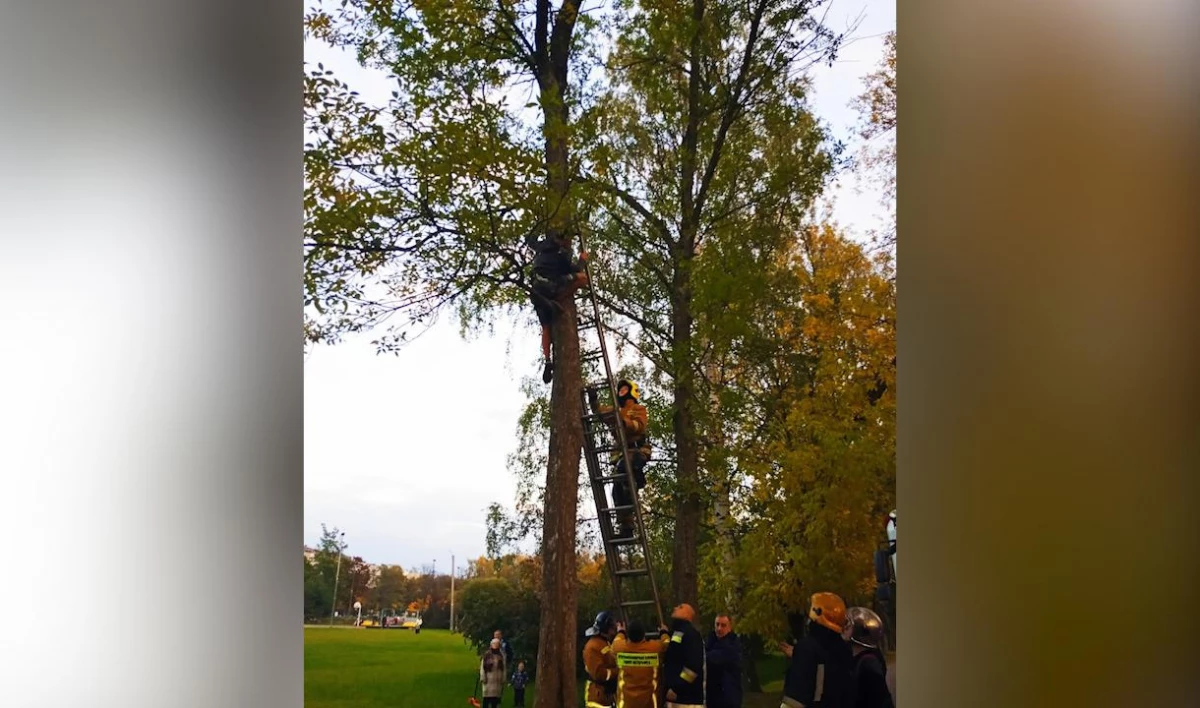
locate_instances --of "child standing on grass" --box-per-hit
[509,660,530,707]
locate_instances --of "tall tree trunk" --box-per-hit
[670,0,705,610]
[670,252,700,607]
[533,3,581,706]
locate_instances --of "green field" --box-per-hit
[305,627,527,708]
[304,626,821,708]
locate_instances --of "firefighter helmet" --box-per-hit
[808,592,848,633]
[845,606,885,648]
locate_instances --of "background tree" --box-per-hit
[851,30,896,249]
[710,222,895,641]
[304,556,332,621]
[576,0,846,606]
[366,564,410,612]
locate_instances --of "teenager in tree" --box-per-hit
[588,379,651,538]
[526,231,589,383]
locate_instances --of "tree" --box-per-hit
[344,556,374,613]
[713,223,894,640]
[304,556,332,621]
[851,30,896,249]
[367,564,410,611]
[577,0,845,606]
[305,2,597,702]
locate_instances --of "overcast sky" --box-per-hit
[303,0,896,573]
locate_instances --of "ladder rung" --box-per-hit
[614,568,649,577]
[593,473,632,483]
[621,599,657,607]
[582,349,604,360]
[606,535,642,546]
[582,413,613,425]
[585,380,611,391]
[577,317,598,330]
[597,504,637,514]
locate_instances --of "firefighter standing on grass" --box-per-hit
[662,603,705,708]
[584,611,620,708]
[611,619,671,708]
[588,379,651,539]
[844,608,894,708]
[779,593,853,708]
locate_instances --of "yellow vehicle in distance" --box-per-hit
[362,608,423,633]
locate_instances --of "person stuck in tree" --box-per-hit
[611,619,671,708]
[583,611,620,708]
[526,231,589,383]
[510,660,530,708]
[588,379,651,539]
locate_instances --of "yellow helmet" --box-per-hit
[808,592,848,633]
[617,379,641,401]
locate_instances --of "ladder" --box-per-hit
[574,234,665,631]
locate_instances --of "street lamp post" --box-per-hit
[450,553,455,633]
[329,531,346,627]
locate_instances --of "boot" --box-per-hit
[615,512,636,539]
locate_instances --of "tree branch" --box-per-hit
[694,0,768,219]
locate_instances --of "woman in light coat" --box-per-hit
[479,638,508,708]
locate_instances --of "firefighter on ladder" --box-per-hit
[588,379,651,539]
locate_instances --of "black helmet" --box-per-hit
[585,610,616,637]
[845,607,885,648]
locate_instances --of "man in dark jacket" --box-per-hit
[779,592,853,708]
[662,603,705,707]
[705,614,743,708]
[493,630,515,670]
[844,608,894,708]
[526,232,588,383]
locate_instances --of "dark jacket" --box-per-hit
[782,623,853,708]
[527,234,584,283]
[662,618,705,704]
[510,669,530,690]
[705,631,743,708]
[849,649,893,708]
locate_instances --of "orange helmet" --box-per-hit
[808,592,847,633]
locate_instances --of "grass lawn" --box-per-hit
[305,627,529,708]
[305,626,891,707]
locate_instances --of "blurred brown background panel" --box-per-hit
[901,0,1199,705]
